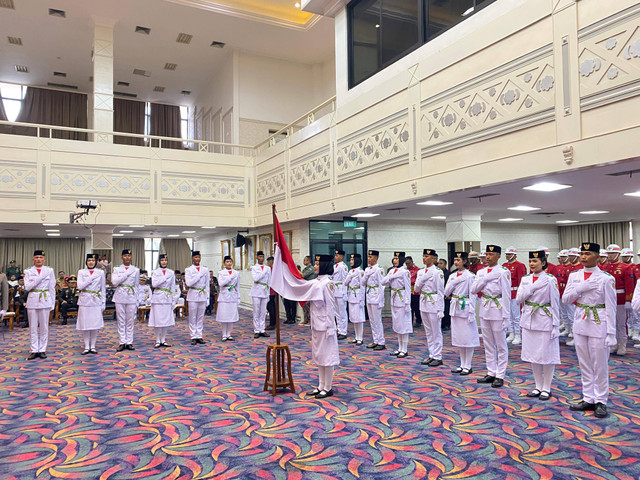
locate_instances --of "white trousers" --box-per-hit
[480,318,508,379]
[366,303,385,345]
[509,298,521,334]
[252,297,268,333]
[574,333,610,404]
[559,302,574,327]
[116,303,137,344]
[615,304,627,341]
[188,301,206,339]
[335,296,348,335]
[29,308,50,353]
[421,312,443,360]
[353,323,364,341]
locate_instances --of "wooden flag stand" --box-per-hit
[263,204,296,396]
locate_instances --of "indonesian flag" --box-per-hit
[271,212,323,302]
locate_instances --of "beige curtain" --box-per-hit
[16,87,88,140]
[0,238,86,278]
[159,239,192,273]
[114,98,145,145]
[112,238,145,269]
[559,221,630,250]
[150,102,182,149]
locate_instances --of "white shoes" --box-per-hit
[566,338,575,346]
[511,333,521,345]
[506,332,515,344]
[558,325,568,337]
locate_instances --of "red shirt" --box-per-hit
[502,260,527,299]
[546,262,557,277]
[604,261,634,305]
[554,263,571,296]
[468,263,481,275]
[407,265,420,295]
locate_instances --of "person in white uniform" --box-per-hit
[332,249,349,340]
[23,249,56,360]
[345,253,366,345]
[250,250,271,338]
[217,255,240,341]
[363,250,386,351]
[516,250,561,401]
[414,248,445,366]
[471,244,511,388]
[77,254,106,355]
[185,250,210,345]
[445,252,479,375]
[563,242,616,419]
[137,275,152,306]
[111,248,140,352]
[381,251,412,358]
[149,253,176,348]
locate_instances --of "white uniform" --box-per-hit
[332,261,349,336]
[149,268,176,328]
[217,268,240,323]
[414,265,445,360]
[310,275,340,367]
[444,270,479,348]
[470,266,511,379]
[111,264,140,345]
[563,267,616,404]
[250,263,271,333]
[76,268,106,330]
[363,264,386,345]
[137,284,152,306]
[345,267,365,323]
[24,265,56,354]
[185,264,210,339]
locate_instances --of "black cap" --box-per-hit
[423,249,437,256]
[486,245,502,254]
[454,252,468,260]
[256,251,265,256]
[529,250,545,259]
[393,251,405,258]
[86,253,97,260]
[335,249,345,256]
[223,255,232,262]
[68,275,77,281]
[122,249,132,255]
[191,251,200,257]
[368,250,379,257]
[33,250,45,256]
[581,242,600,253]
[159,254,168,260]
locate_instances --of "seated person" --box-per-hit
[8,274,18,288]
[14,276,28,328]
[57,275,79,325]
[105,286,116,311]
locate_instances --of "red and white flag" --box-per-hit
[270,212,322,302]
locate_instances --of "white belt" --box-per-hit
[615,288,625,294]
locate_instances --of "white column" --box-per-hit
[91,16,116,143]
[446,214,482,254]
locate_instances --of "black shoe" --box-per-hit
[126,344,135,351]
[428,359,443,367]
[61,319,68,325]
[421,358,433,366]
[306,388,320,396]
[350,339,358,344]
[390,350,400,356]
[254,333,260,338]
[373,344,386,351]
[193,339,200,344]
[160,342,171,348]
[491,378,504,388]
[154,343,162,348]
[366,343,378,349]
[221,337,228,342]
[38,352,47,359]
[197,338,206,344]
[355,340,363,345]
[451,367,463,373]
[477,375,496,384]
[460,368,473,376]
[226,337,234,342]
[265,325,276,331]
[315,389,334,399]
[117,344,126,352]
[259,332,270,338]
[337,334,347,340]
[594,402,608,418]
[570,401,596,412]
[539,391,552,401]
[81,349,90,355]
[397,352,408,358]
[526,389,541,398]
[28,352,38,360]
[90,348,98,354]
[20,323,29,328]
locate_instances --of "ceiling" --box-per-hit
[0,0,334,106]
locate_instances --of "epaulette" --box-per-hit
[546,273,554,278]
[604,272,613,277]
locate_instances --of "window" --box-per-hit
[0,82,26,121]
[180,105,189,146]
[144,238,161,272]
[348,0,496,87]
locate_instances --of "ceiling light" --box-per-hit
[201,226,217,229]
[556,220,579,224]
[417,200,453,206]
[508,205,541,211]
[47,233,60,237]
[462,6,475,16]
[182,230,196,234]
[294,2,300,7]
[498,218,523,222]
[523,182,572,192]
[45,229,59,232]
[330,231,346,234]
[430,216,447,220]
[120,230,134,233]
[375,24,380,28]
[43,223,59,226]
[129,225,145,227]
[579,210,609,215]
[112,233,124,237]
[168,234,180,237]
[624,191,640,197]
[352,213,379,218]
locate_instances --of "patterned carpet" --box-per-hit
[0,309,639,480]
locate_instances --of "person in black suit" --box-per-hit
[438,258,452,330]
[57,276,79,325]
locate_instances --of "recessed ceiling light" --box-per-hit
[129,225,145,227]
[417,200,453,206]
[556,220,579,224]
[112,233,124,237]
[523,182,572,192]
[47,233,60,237]
[624,191,640,197]
[168,234,180,237]
[579,210,609,215]
[352,213,379,218]
[201,226,217,229]
[120,230,134,233]
[430,216,447,220]
[508,205,541,211]
[498,218,523,222]
[294,2,300,7]
[45,229,59,232]
[330,231,346,234]
[182,230,196,234]
[43,223,59,226]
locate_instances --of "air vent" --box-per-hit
[133,68,150,77]
[210,41,226,48]
[176,33,193,44]
[531,212,565,216]
[7,36,22,45]
[49,8,66,17]
[0,0,15,9]
[115,91,138,98]
[153,86,165,92]
[135,26,151,35]
[468,193,500,200]
[607,169,640,177]
[117,81,130,86]
[53,71,66,77]
[385,207,407,211]
[14,65,29,73]
[181,90,191,95]
[47,82,78,90]
[164,63,177,71]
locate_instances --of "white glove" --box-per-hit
[551,325,560,339]
[501,317,509,330]
[0,310,5,318]
[437,311,444,319]
[486,269,503,282]
[405,304,411,313]
[605,334,617,348]
[625,301,632,310]
[468,313,476,324]
[576,281,593,295]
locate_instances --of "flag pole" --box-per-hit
[272,203,281,346]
